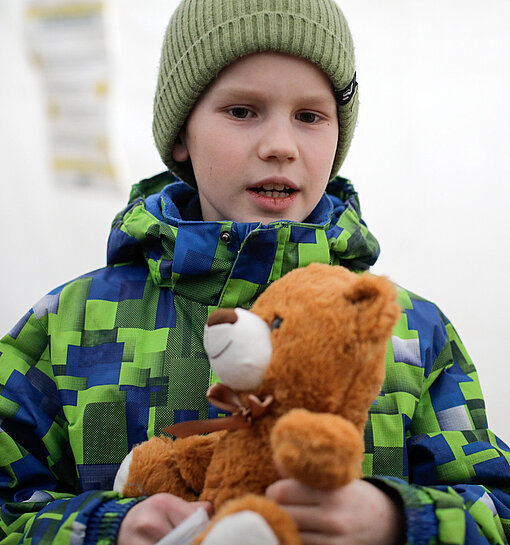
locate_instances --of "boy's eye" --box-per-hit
[228,107,252,119]
[296,112,320,124]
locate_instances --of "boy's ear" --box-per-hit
[172,130,190,162]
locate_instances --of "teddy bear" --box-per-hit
[113,263,400,545]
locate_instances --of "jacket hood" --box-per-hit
[107,172,379,306]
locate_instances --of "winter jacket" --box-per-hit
[1,171,509,545]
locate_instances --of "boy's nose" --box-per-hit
[258,121,299,163]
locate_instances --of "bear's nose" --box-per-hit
[207,308,238,327]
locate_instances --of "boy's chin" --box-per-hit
[200,198,313,224]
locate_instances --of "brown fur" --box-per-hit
[120,264,400,544]
[271,409,365,489]
[122,433,224,500]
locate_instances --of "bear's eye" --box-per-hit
[271,317,283,330]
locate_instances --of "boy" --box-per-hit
[1,1,509,544]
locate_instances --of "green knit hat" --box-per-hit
[153,0,359,187]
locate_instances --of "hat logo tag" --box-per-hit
[335,73,358,106]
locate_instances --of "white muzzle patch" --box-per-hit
[203,308,272,390]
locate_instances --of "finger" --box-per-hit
[280,504,350,537]
[266,479,325,506]
[299,531,342,545]
[278,505,326,532]
[118,501,175,545]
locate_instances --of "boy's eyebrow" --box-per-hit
[212,86,335,105]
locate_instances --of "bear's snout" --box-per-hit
[203,308,272,391]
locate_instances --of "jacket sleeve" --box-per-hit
[0,305,142,544]
[369,302,510,545]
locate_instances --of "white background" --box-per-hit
[1,1,509,442]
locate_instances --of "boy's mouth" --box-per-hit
[249,183,296,198]
[248,178,298,199]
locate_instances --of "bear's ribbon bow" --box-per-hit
[163,383,274,438]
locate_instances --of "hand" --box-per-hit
[117,493,213,545]
[266,478,404,545]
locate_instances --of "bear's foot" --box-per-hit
[194,494,300,545]
[199,511,278,545]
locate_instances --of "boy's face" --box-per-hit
[173,52,339,224]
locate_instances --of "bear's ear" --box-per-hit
[343,274,400,341]
[343,275,381,305]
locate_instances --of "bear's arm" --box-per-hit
[270,409,364,489]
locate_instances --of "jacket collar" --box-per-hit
[107,172,380,307]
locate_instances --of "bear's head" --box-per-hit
[204,264,400,431]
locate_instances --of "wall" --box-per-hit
[1,0,509,442]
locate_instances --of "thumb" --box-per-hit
[193,501,214,517]
[165,496,213,527]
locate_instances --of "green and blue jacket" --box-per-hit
[1,172,509,544]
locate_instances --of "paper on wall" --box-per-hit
[24,0,117,187]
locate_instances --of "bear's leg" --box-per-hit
[194,495,301,545]
[116,433,223,499]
